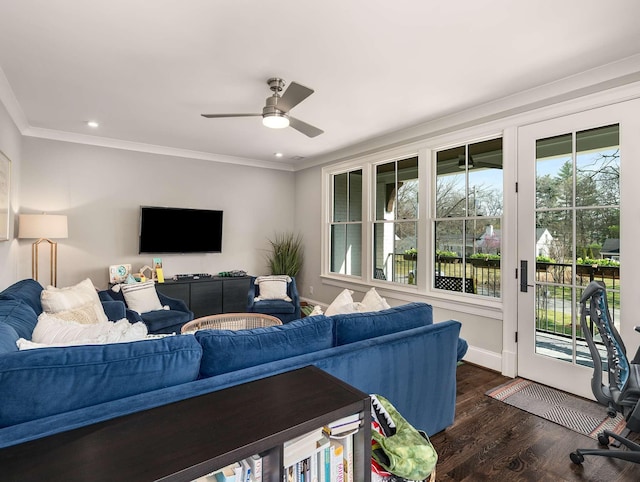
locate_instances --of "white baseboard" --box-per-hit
[462,345,502,373]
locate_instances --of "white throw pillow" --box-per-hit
[121,281,163,314]
[358,287,391,313]
[40,278,108,324]
[255,280,291,301]
[31,313,147,345]
[325,289,361,316]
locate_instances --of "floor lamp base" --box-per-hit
[32,238,58,287]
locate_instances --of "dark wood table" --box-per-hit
[0,366,371,482]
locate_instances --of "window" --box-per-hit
[434,138,503,296]
[373,157,419,284]
[330,169,362,276]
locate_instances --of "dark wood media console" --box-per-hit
[155,276,251,318]
[0,366,372,482]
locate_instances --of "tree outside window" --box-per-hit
[373,156,418,284]
[434,138,503,296]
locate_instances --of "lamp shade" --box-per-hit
[18,214,68,239]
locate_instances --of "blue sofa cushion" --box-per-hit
[0,335,203,428]
[0,299,38,340]
[0,324,19,354]
[251,299,296,315]
[332,302,433,346]
[0,279,44,315]
[196,315,333,377]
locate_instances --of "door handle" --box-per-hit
[520,260,534,292]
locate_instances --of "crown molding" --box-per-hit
[0,66,28,132]
[298,53,640,171]
[21,127,295,172]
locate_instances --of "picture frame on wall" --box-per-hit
[0,150,10,241]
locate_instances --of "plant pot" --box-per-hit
[403,253,417,261]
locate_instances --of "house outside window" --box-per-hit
[434,138,503,297]
[330,169,362,276]
[373,156,419,284]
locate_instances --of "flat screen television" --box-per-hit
[139,206,223,253]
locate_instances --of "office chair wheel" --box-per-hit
[570,451,584,465]
[597,433,610,446]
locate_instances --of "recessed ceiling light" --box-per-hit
[274,152,284,158]
[86,121,99,128]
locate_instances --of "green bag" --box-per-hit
[371,394,437,481]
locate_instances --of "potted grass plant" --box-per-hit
[266,232,304,277]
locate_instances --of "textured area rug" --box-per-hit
[486,378,626,439]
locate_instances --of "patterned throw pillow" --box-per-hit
[121,281,163,314]
[40,278,107,324]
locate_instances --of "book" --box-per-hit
[323,444,331,482]
[245,454,262,482]
[323,414,361,436]
[284,428,325,468]
[214,462,241,482]
[342,434,353,482]
[330,440,344,482]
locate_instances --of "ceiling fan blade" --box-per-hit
[276,82,314,113]
[201,113,261,118]
[289,117,324,138]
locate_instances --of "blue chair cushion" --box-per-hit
[0,324,19,354]
[332,302,433,346]
[251,299,296,315]
[140,310,193,333]
[0,279,44,315]
[196,315,333,377]
[0,299,38,340]
[0,335,203,428]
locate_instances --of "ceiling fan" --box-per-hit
[201,78,324,138]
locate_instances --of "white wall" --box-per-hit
[18,137,296,289]
[0,100,21,289]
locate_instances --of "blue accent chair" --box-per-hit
[99,287,194,334]
[247,276,301,323]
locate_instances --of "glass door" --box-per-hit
[516,101,634,397]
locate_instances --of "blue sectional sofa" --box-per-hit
[0,279,467,449]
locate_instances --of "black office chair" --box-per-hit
[570,281,640,465]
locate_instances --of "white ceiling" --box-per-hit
[1,0,640,170]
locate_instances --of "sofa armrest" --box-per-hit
[101,301,126,321]
[247,277,258,309]
[157,292,192,316]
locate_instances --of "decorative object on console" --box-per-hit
[18,213,68,287]
[109,264,132,284]
[153,258,164,283]
[138,265,155,282]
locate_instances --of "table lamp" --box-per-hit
[18,214,68,287]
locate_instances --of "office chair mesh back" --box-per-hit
[571,281,640,465]
[586,284,630,394]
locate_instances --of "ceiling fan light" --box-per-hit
[262,113,290,129]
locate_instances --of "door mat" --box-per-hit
[486,377,626,439]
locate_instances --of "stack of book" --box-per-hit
[193,454,262,482]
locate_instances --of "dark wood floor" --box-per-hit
[430,363,640,481]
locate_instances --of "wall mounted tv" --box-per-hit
[139,206,223,254]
